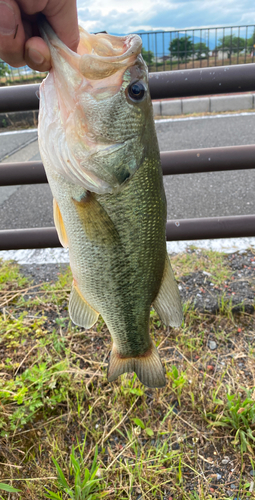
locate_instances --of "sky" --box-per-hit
[77,0,255,34]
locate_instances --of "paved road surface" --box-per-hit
[0,112,255,230]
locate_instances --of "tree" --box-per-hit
[141,48,154,65]
[169,36,193,62]
[193,42,209,59]
[217,35,245,58]
[0,60,10,78]
[247,30,255,51]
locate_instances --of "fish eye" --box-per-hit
[128,81,146,102]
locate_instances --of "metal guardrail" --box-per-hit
[1,145,255,186]
[1,215,255,250]
[0,64,255,250]
[1,64,255,108]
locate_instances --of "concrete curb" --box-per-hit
[0,94,254,128]
[153,94,255,116]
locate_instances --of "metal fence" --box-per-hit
[0,62,255,250]
[139,24,255,72]
[1,23,255,86]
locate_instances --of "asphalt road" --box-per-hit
[0,112,255,230]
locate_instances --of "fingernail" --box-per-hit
[27,48,45,65]
[0,1,16,35]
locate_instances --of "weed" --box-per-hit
[167,365,187,405]
[0,259,29,291]
[206,387,255,453]
[45,442,103,500]
[0,251,255,499]
[0,483,21,493]
[132,418,154,437]
[0,360,71,435]
[171,248,232,285]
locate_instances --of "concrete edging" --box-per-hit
[0,94,254,128]
[153,94,255,116]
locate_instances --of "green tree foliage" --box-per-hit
[169,36,193,61]
[217,35,245,57]
[0,60,10,78]
[141,47,154,65]
[193,42,209,59]
[247,30,255,51]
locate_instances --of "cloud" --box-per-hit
[77,0,255,34]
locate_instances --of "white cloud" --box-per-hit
[77,0,255,34]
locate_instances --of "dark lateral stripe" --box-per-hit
[0,215,255,250]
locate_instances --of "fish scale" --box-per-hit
[38,18,183,388]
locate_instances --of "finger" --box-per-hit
[0,0,26,67]
[42,0,80,52]
[25,36,51,71]
[17,0,79,51]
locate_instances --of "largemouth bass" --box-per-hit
[38,19,183,388]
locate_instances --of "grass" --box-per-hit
[0,252,255,499]
[171,248,232,286]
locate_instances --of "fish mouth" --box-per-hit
[39,16,143,82]
[38,17,146,194]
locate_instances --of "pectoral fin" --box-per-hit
[69,282,99,328]
[153,254,183,327]
[53,198,68,248]
[72,192,119,246]
[107,342,166,388]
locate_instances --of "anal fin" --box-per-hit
[107,342,166,388]
[153,254,183,327]
[53,198,68,248]
[69,282,99,328]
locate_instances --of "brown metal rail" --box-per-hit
[1,144,255,186]
[1,215,255,250]
[149,63,255,99]
[0,63,255,250]
[1,63,255,112]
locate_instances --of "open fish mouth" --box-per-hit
[38,17,146,194]
[40,17,143,83]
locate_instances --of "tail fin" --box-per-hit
[107,343,166,388]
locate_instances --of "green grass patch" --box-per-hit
[171,248,232,285]
[0,252,254,499]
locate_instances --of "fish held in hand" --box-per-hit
[38,19,183,388]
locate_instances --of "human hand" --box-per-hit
[0,0,79,71]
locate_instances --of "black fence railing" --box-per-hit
[0,63,255,250]
[139,24,255,72]
[1,24,255,86]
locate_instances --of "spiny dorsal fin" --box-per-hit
[53,198,68,248]
[153,254,183,327]
[107,342,166,388]
[69,282,99,328]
